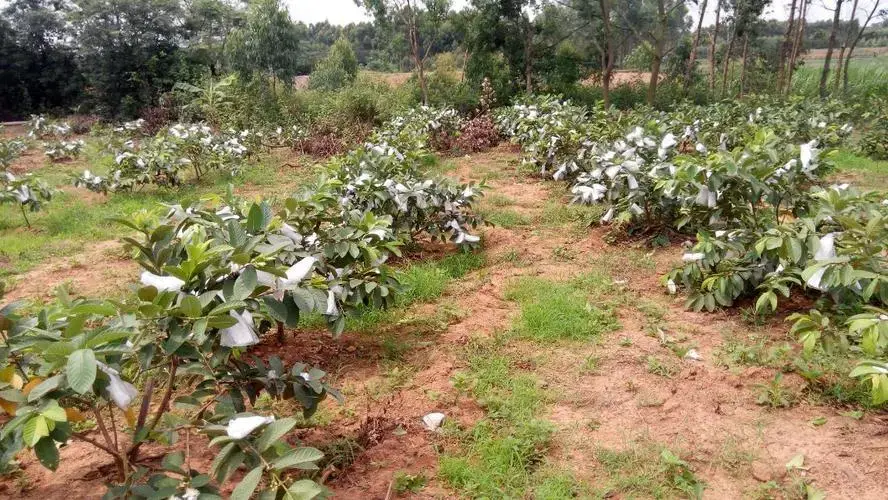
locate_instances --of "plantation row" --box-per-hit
[495,96,888,405]
[0,107,486,498]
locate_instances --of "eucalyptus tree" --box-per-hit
[359,0,453,104]
[225,0,302,88]
[819,0,845,98]
[837,0,884,92]
[182,0,246,76]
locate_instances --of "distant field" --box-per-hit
[803,46,888,60]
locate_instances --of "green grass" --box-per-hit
[0,148,286,278]
[398,251,485,305]
[479,206,531,228]
[539,201,605,232]
[831,149,888,191]
[594,439,705,499]
[440,337,579,498]
[295,250,482,334]
[504,274,619,342]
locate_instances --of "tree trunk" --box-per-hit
[819,0,844,99]
[524,17,533,93]
[600,0,613,108]
[786,0,809,94]
[777,0,798,91]
[844,1,882,92]
[684,0,708,89]
[720,24,736,98]
[410,17,427,104]
[709,0,723,91]
[647,0,667,105]
[834,0,857,91]
[739,33,749,96]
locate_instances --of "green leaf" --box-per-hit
[230,466,263,500]
[254,418,297,452]
[162,451,186,473]
[178,295,203,318]
[286,479,324,499]
[39,400,67,422]
[233,267,258,301]
[34,436,60,470]
[271,447,323,471]
[27,374,64,402]
[66,349,97,395]
[23,415,50,447]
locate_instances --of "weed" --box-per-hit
[380,335,411,361]
[437,251,485,278]
[646,355,680,378]
[619,337,633,347]
[441,336,557,498]
[504,275,619,342]
[539,201,605,230]
[533,470,586,499]
[484,193,514,207]
[580,354,600,375]
[551,245,577,261]
[594,438,704,499]
[318,437,364,473]
[398,262,450,304]
[755,374,796,409]
[480,207,530,228]
[391,471,427,494]
[716,436,758,477]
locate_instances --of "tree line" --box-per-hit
[1,0,885,120]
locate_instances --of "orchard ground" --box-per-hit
[1,139,887,499]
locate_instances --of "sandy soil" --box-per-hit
[3,144,887,499]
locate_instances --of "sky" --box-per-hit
[283,0,469,25]
[284,0,864,27]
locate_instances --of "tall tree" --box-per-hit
[684,0,708,89]
[819,0,844,98]
[360,0,452,104]
[1,0,83,117]
[72,0,189,117]
[226,0,301,87]
[183,0,245,76]
[785,0,809,94]
[776,0,798,91]
[833,0,858,90]
[841,0,883,91]
[709,0,723,90]
[599,0,614,108]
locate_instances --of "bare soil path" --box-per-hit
[4,145,887,499]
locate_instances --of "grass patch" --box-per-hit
[831,149,888,191]
[539,201,605,230]
[594,438,705,499]
[439,419,555,498]
[504,274,619,342]
[441,337,581,498]
[398,250,485,305]
[480,207,531,228]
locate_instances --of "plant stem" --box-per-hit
[128,357,178,462]
[19,204,30,228]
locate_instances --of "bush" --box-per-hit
[860,107,888,160]
[309,37,359,91]
[454,115,500,153]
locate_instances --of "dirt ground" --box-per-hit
[2,144,887,499]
